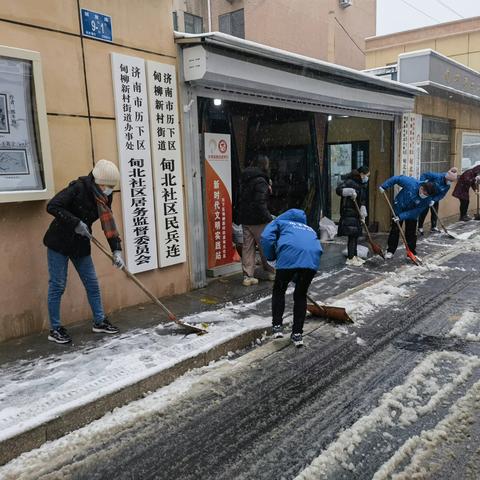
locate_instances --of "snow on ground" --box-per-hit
[372,379,480,480]
[0,358,240,479]
[448,311,480,342]
[294,351,480,480]
[0,304,270,443]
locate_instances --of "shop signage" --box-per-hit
[400,113,422,178]
[146,61,186,267]
[81,9,113,43]
[111,53,158,274]
[204,133,235,268]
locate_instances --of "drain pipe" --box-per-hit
[207,0,212,32]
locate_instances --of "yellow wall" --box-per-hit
[0,1,190,342]
[327,117,393,231]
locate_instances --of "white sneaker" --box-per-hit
[346,256,365,267]
[242,276,259,286]
[385,252,394,259]
[418,228,424,236]
[431,227,441,233]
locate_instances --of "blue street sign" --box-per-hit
[81,8,113,42]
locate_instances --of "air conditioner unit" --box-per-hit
[339,0,352,8]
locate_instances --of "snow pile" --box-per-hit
[0,359,238,479]
[0,302,270,444]
[294,352,480,479]
[447,311,480,342]
[372,379,480,479]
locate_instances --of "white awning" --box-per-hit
[176,32,425,119]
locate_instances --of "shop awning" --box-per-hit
[175,32,425,119]
[398,49,480,106]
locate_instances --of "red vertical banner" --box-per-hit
[205,133,235,269]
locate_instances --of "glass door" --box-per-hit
[328,143,352,222]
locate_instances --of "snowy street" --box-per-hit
[2,223,480,479]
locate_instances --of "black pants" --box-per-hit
[347,236,358,259]
[460,199,469,217]
[272,268,316,335]
[418,201,439,229]
[387,219,417,254]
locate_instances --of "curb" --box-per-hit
[0,326,269,466]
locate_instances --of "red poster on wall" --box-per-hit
[205,133,235,269]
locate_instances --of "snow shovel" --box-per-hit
[475,184,480,220]
[352,197,385,259]
[90,235,207,335]
[431,206,464,240]
[382,191,421,266]
[306,294,353,323]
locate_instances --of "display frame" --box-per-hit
[0,45,54,203]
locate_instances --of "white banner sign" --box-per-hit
[146,61,186,267]
[400,113,422,178]
[111,53,158,274]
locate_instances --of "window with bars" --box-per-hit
[420,117,451,174]
[184,12,203,34]
[219,9,245,39]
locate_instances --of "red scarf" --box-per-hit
[92,184,120,239]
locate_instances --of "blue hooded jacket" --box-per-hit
[419,172,450,203]
[260,209,322,270]
[380,175,434,221]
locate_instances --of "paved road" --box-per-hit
[4,228,480,480]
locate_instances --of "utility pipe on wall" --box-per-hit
[207,0,212,32]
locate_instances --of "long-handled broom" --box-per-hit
[352,197,385,259]
[90,235,207,335]
[382,191,422,266]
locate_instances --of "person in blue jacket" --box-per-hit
[417,168,458,235]
[261,209,322,347]
[379,176,437,259]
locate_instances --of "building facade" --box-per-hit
[366,17,480,223]
[0,1,189,342]
[173,0,376,69]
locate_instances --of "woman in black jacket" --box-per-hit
[336,165,370,267]
[43,159,124,344]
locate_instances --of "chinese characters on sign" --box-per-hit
[81,9,113,43]
[400,113,422,178]
[146,61,186,267]
[204,133,235,269]
[111,53,158,274]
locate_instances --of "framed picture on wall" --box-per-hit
[0,149,28,175]
[0,93,9,134]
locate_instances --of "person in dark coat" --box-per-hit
[43,159,124,344]
[418,168,458,234]
[336,166,370,267]
[379,175,437,259]
[261,209,322,347]
[452,164,480,221]
[238,154,275,286]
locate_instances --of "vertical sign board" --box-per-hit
[146,61,186,266]
[111,53,158,273]
[400,113,422,178]
[204,133,235,268]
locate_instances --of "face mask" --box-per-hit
[446,181,452,185]
[102,187,113,196]
[361,176,369,184]
[419,192,428,199]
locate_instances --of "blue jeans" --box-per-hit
[47,248,105,329]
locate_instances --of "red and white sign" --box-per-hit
[204,133,235,269]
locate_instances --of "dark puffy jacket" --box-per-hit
[336,171,367,237]
[238,167,272,225]
[261,209,322,270]
[43,173,121,257]
[452,165,480,201]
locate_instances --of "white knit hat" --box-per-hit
[92,159,120,186]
